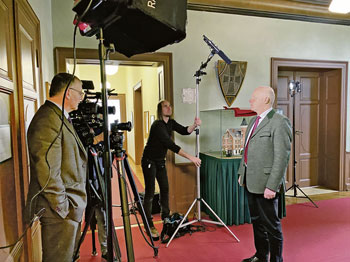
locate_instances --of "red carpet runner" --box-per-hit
[79,197,350,262]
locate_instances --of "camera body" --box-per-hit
[110,120,132,155]
[69,80,132,149]
[70,99,107,147]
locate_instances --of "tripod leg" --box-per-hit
[166,198,198,248]
[91,229,97,256]
[286,184,298,197]
[116,159,135,262]
[73,207,96,261]
[286,183,318,208]
[111,220,122,262]
[201,199,240,242]
[123,155,158,256]
[295,186,318,208]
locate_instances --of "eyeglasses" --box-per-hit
[69,88,85,96]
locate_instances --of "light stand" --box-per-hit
[285,80,318,208]
[166,50,240,247]
[98,28,158,262]
[98,28,117,262]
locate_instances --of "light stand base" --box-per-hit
[165,198,240,247]
[286,184,318,208]
[287,84,318,209]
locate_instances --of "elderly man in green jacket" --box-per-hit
[238,86,292,262]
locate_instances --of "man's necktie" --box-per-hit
[67,116,72,124]
[244,115,261,165]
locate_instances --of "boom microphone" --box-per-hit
[203,35,232,64]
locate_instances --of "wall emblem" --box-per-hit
[216,60,247,107]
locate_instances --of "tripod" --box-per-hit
[86,28,158,262]
[285,80,318,208]
[112,150,159,259]
[166,51,240,247]
[73,146,121,262]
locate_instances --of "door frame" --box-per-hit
[54,47,173,106]
[271,58,348,190]
[133,81,143,165]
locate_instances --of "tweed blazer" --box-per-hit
[25,101,87,223]
[238,109,292,194]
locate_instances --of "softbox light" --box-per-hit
[73,0,187,57]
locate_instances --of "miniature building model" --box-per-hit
[222,119,248,156]
[222,129,243,153]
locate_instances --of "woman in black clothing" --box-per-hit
[142,100,201,239]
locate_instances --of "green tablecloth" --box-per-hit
[200,153,286,226]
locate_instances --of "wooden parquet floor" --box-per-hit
[285,186,350,206]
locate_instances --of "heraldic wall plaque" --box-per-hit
[216,60,247,107]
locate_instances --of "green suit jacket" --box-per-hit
[25,101,87,223]
[238,109,292,194]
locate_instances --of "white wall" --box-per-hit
[123,66,159,161]
[163,11,350,162]
[52,0,97,50]
[51,5,350,161]
[28,0,54,96]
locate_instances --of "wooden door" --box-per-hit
[277,71,321,188]
[319,70,341,190]
[14,0,43,261]
[0,0,22,261]
[15,0,43,129]
[295,71,321,187]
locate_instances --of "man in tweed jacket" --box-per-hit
[25,73,87,262]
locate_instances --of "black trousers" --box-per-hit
[246,189,283,262]
[141,157,170,227]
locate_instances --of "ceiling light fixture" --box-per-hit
[329,0,350,14]
[106,65,119,75]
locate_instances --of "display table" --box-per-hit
[200,152,286,226]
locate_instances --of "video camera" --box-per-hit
[110,120,132,156]
[69,80,132,148]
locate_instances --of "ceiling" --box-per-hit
[188,0,350,25]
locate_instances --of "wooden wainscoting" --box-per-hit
[168,162,197,215]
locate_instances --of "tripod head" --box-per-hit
[110,120,132,158]
[288,80,301,97]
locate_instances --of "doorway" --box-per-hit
[108,94,128,151]
[58,49,170,167]
[272,58,348,191]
